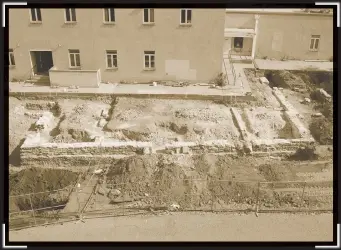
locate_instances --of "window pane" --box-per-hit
[104,9,109,22]
[70,54,75,66]
[113,57,117,67]
[150,9,154,22]
[144,9,149,22]
[110,8,115,22]
[10,54,15,66]
[315,39,319,49]
[310,39,314,50]
[31,9,37,21]
[107,55,112,67]
[71,8,76,21]
[37,8,42,21]
[145,55,149,67]
[151,56,155,68]
[65,9,71,21]
[181,9,185,23]
[187,10,191,23]
[75,54,80,66]
[69,49,79,53]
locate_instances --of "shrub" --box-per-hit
[309,117,333,145]
[289,145,318,161]
[211,73,226,87]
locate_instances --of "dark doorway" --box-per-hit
[233,37,244,49]
[31,51,54,75]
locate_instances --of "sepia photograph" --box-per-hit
[5,5,336,245]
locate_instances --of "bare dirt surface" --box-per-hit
[86,154,333,212]
[9,212,333,241]
[106,98,240,146]
[9,98,39,166]
[9,167,80,213]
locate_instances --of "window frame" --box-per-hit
[9,49,15,67]
[64,8,77,23]
[103,8,115,24]
[106,50,118,69]
[309,35,320,51]
[180,9,192,25]
[68,49,81,68]
[144,51,155,70]
[29,8,42,23]
[143,9,155,24]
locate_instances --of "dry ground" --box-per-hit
[9,212,333,242]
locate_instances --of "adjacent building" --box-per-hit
[8,8,225,86]
[8,8,333,87]
[224,8,333,61]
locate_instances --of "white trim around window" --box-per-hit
[180,9,192,25]
[106,50,118,69]
[29,8,42,23]
[64,8,77,23]
[103,8,115,24]
[143,9,155,24]
[68,49,81,68]
[309,35,320,51]
[144,51,155,70]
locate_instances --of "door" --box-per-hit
[34,51,54,75]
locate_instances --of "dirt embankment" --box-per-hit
[9,168,80,212]
[92,154,332,211]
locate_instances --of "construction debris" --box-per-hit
[259,77,269,84]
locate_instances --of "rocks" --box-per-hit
[35,112,54,131]
[259,77,269,84]
[304,97,311,103]
[97,118,107,128]
[101,109,109,119]
[312,113,323,117]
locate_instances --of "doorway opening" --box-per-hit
[30,51,54,76]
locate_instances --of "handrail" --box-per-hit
[22,64,37,82]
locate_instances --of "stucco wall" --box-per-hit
[224,13,255,29]
[49,68,100,87]
[255,14,333,60]
[9,8,225,83]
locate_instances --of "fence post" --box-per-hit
[29,194,37,226]
[211,193,215,212]
[300,182,307,210]
[255,182,261,215]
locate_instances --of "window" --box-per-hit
[180,9,192,24]
[30,8,42,22]
[69,49,81,68]
[234,37,244,49]
[65,8,76,22]
[104,8,115,23]
[106,50,118,68]
[8,49,15,66]
[310,35,320,51]
[144,51,155,69]
[143,9,154,23]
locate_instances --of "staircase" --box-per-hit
[24,74,50,85]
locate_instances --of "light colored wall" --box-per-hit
[9,8,225,83]
[49,68,100,87]
[224,13,255,29]
[255,14,333,60]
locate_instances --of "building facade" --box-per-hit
[8,8,225,85]
[224,9,333,61]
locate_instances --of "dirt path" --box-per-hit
[9,212,333,242]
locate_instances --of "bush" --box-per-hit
[309,118,333,145]
[211,73,226,87]
[289,145,318,161]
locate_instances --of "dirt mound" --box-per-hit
[265,70,307,90]
[9,168,79,195]
[258,164,297,182]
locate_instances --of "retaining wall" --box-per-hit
[272,88,311,139]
